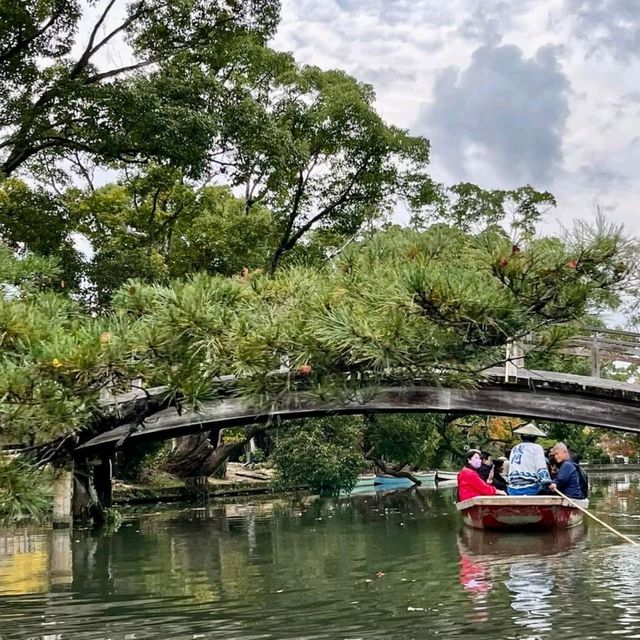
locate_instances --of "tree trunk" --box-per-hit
[163,427,263,479]
[72,459,106,526]
[35,387,174,467]
[370,457,421,485]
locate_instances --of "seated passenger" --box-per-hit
[507,423,552,495]
[491,458,508,492]
[548,442,585,499]
[478,451,493,481]
[458,449,507,501]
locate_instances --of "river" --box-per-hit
[1,473,639,640]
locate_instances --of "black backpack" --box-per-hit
[575,463,589,498]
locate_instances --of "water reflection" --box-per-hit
[506,560,554,634]
[458,526,586,631]
[0,475,638,640]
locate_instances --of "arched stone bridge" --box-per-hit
[78,365,640,455]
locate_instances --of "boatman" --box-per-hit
[507,423,552,495]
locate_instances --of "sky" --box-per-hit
[271,0,640,234]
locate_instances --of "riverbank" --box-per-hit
[113,462,285,505]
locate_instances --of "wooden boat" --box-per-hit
[355,474,377,487]
[456,495,588,530]
[374,471,436,487]
[436,470,458,482]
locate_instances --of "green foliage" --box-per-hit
[0,179,82,289]
[99,507,123,534]
[1,0,280,178]
[239,448,266,464]
[0,242,62,291]
[0,249,144,445]
[413,183,556,237]
[0,218,632,470]
[366,414,443,469]
[116,441,170,483]
[0,217,632,455]
[216,49,436,271]
[65,174,279,305]
[0,457,52,522]
[540,422,606,460]
[271,417,366,494]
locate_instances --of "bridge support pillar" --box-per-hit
[93,455,113,509]
[184,476,210,502]
[52,469,74,529]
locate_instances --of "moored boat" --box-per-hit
[456,495,588,530]
[355,474,376,487]
[374,471,436,487]
[436,470,458,482]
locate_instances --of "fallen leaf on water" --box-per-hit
[376,572,385,578]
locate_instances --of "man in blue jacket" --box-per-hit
[548,442,585,499]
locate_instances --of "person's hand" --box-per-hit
[496,489,507,496]
[548,483,557,493]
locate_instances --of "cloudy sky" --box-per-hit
[272,0,640,234]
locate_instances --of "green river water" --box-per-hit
[1,473,640,640]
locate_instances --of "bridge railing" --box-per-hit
[95,328,640,398]
[560,327,640,376]
[506,327,640,381]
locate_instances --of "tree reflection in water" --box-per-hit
[1,476,639,640]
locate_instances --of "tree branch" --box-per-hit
[0,8,65,64]
[70,3,149,80]
[269,169,306,273]
[81,0,119,63]
[84,57,162,84]
[286,153,373,249]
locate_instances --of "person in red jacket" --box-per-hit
[457,449,507,502]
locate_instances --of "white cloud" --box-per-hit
[273,0,640,234]
[417,44,570,187]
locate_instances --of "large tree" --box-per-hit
[0,0,280,179]
[0,219,631,453]
[210,48,438,272]
[64,167,279,306]
[413,182,557,237]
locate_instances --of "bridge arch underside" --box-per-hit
[78,383,640,454]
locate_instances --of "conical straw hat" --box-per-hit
[513,422,547,437]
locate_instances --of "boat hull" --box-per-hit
[456,496,588,530]
[436,470,458,482]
